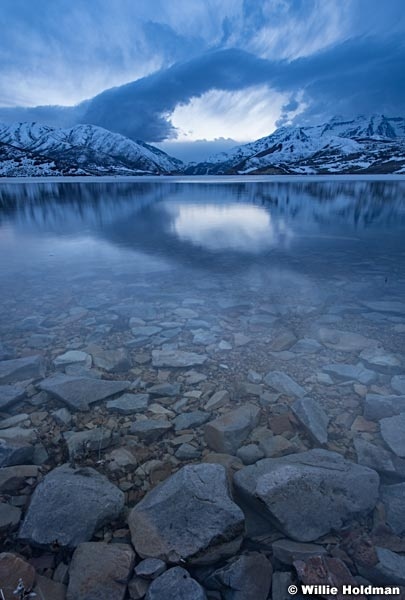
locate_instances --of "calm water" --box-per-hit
[0,177,405,429]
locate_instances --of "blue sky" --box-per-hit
[0,0,404,160]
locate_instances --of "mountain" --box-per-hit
[0,122,183,176]
[185,115,405,175]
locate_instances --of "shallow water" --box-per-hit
[1,178,405,438]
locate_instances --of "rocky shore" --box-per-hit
[1,286,405,599]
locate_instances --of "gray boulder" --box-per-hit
[233,449,379,542]
[354,437,405,480]
[39,374,130,411]
[204,404,261,454]
[135,558,167,580]
[174,410,210,431]
[0,385,25,410]
[205,552,272,600]
[146,567,206,600]
[67,542,135,600]
[152,350,207,368]
[264,371,305,398]
[19,464,124,548]
[0,355,45,384]
[291,397,329,445]
[128,464,244,564]
[380,413,405,457]
[364,393,405,420]
[357,546,405,586]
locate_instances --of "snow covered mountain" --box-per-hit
[185,115,405,175]
[0,122,183,176]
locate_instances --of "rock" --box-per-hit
[362,300,405,314]
[272,571,297,600]
[291,397,329,445]
[272,539,327,565]
[205,390,230,410]
[67,542,134,600]
[234,333,251,347]
[135,558,167,580]
[233,449,379,542]
[19,464,124,548]
[269,330,297,351]
[90,347,131,373]
[364,393,405,420]
[295,556,366,599]
[258,434,295,458]
[236,444,264,465]
[39,374,130,411]
[380,483,405,535]
[264,371,305,398]
[52,407,72,426]
[0,438,34,467]
[204,405,261,454]
[357,546,405,586]
[354,437,405,480]
[131,326,162,337]
[151,350,207,368]
[316,328,377,352]
[0,426,35,444]
[106,393,149,415]
[380,413,405,457]
[0,384,25,410]
[34,574,66,600]
[128,576,150,600]
[0,502,21,531]
[54,350,92,370]
[130,419,173,443]
[128,464,244,564]
[247,370,262,384]
[175,443,201,460]
[0,465,39,493]
[290,338,323,354]
[63,428,114,460]
[174,410,210,431]
[392,375,405,395]
[146,567,206,600]
[323,362,376,385]
[205,552,272,600]
[0,355,45,384]
[0,552,36,600]
[148,383,181,397]
[359,346,401,370]
[107,447,137,470]
[0,413,29,429]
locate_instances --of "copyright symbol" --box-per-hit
[288,584,298,595]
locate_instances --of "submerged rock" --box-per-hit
[130,419,173,442]
[291,397,329,445]
[19,464,124,548]
[380,483,405,535]
[0,384,25,410]
[204,404,261,454]
[0,355,45,384]
[323,362,376,385]
[263,371,305,398]
[106,393,149,415]
[39,374,130,411]
[363,393,405,420]
[128,463,244,564]
[380,413,405,457]
[234,449,379,542]
[392,375,405,395]
[151,349,207,368]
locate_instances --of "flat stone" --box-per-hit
[39,374,130,411]
[0,438,34,467]
[90,347,131,373]
[362,300,405,314]
[0,384,25,410]
[106,393,149,415]
[18,464,124,548]
[52,407,72,426]
[380,413,405,457]
[364,393,405,420]
[380,483,405,535]
[357,546,405,586]
[0,413,29,429]
[131,326,162,337]
[0,426,35,443]
[269,330,297,351]
[128,576,149,599]
[174,410,210,431]
[392,375,405,395]
[107,447,138,470]
[205,552,272,600]
[205,390,229,410]
[316,328,377,352]
[291,397,329,445]
[148,383,181,397]
[130,419,173,442]
[258,434,295,458]
[175,443,201,460]
[146,567,206,600]
[67,542,135,600]
[290,338,323,354]
[272,539,327,565]
[54,350,92,370]
[0,355,45,384]
[0,466,38,493]
[354,437,405,479]
[264,371,305,398]
[63,428,114,460]
[151,350,207,368]
[0,553,36,600]
[204,404,261,454]
[0,502,21,531]
[128,463,244,564]
[359,346,401,370]
[135,558,167,580]
[323,362,376,385]
[233,449,379,542]
[236,444,264,465]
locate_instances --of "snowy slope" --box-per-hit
[186,115,405,175]
[0,122,183,176]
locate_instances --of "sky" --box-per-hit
[0,0,404,161]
